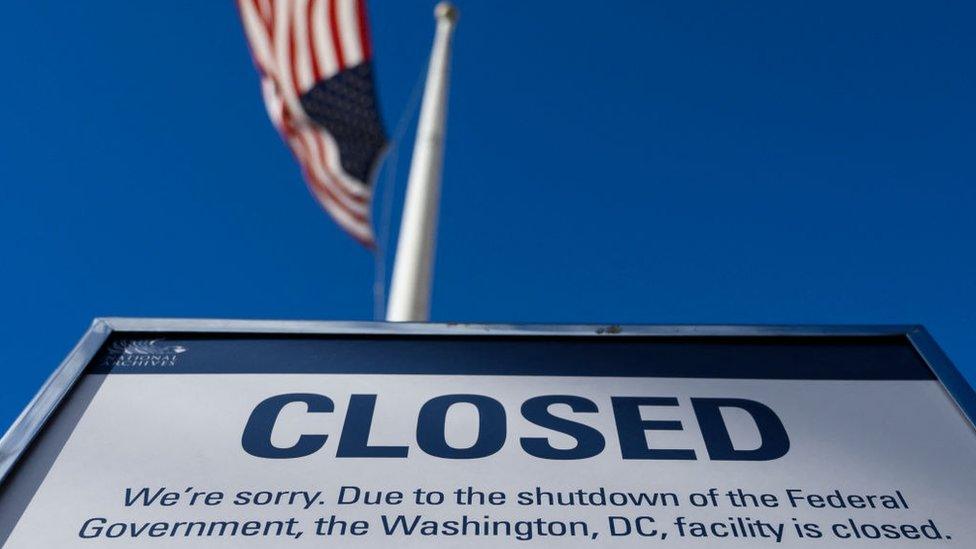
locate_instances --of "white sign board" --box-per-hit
[1,320,975,548]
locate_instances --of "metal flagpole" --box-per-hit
[386,2,458,322]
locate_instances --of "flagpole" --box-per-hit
[386,2,458,322]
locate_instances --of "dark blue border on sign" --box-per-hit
[88,334,933,380]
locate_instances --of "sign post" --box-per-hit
[1,319,975,547]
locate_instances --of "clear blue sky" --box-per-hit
[1,1,973,430]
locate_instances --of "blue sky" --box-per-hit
[0,1,973,430]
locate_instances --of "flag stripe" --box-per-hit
[296,147,373,243]
[337,0,363,67]
[306,0,324,80]
[314,133,370,201]
[287,7,305,106]
[256,0,275,38]
[356,0,372,61]
[328,0,346,70]
[311,0,338,77]
[239,0,274,70]
[289,127,368,223]
[305,132,369,213]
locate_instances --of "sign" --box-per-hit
[1,319,975,547]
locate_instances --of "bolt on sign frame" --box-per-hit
[0,318,974,547]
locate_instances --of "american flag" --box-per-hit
[238,0,386,247]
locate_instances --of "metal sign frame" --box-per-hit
[1,318,974,490]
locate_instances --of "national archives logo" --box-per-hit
[101,339,187,368]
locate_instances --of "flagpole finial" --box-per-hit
[434,2,459,24]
